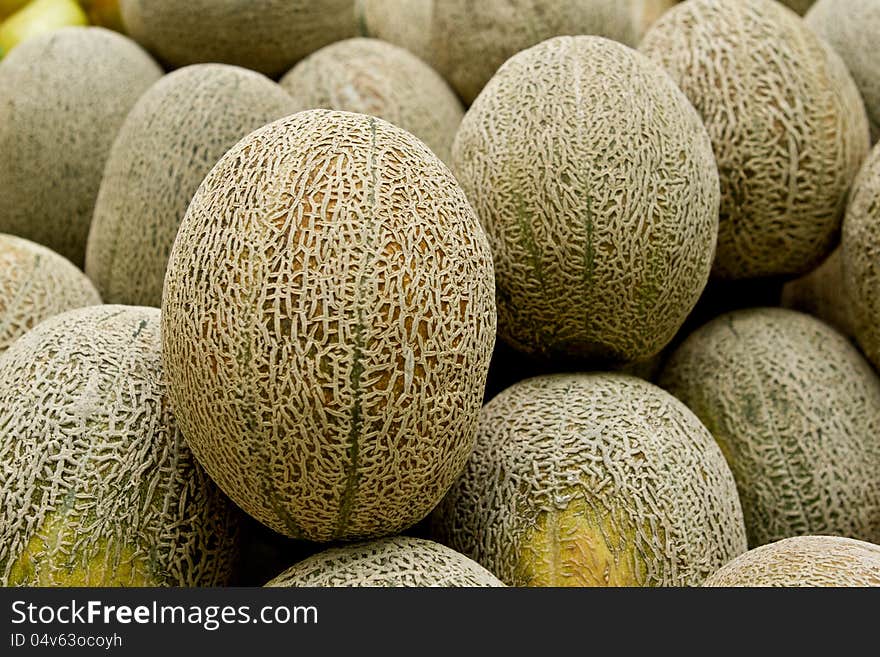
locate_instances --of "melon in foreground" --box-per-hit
[0,305,241,586]
[265,537,504,587]
[703,536,880,587]
[0,234,100,353]
[0,27,161,267]
[640,0,869,280]
[86,63,302,307]
[161,109,496,542]
[431,373,748,586]
[279,37,462,164]
[660,308,880,547]
[452,35,719,364]
[120,0,357,77]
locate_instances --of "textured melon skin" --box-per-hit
[843,142,880,371]
[431,373,747,587]
[631,1,679,40]
[703,536,880,587]
[161,109,496,542]
[85,64,302,308]
[452,36,719,364]
[0,27,161,268]
[265,537,504,587]
[120,0,356,78]
[357,0,638,105]
[640,0,869,280]
[781,247,854,338]
[0,234,101,353]
[659,308,880,548]
[0,305,241,586]
[279,38,463,165]
[807,1,880,143]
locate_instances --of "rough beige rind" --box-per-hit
[452,35,719,363]
[703,536,880,587]
[807,1,880,142]
[86,64,302,308]
[279,38,463,165]
[659,308,880,547]
[357,0,638,104]
[161,109,497,542]
[431,373,747,587]
[780,247,854,338]
[0,305,241,586]
[120,0,357,77]
[0,234,101,353]
[0,27,162,268]
[843,142,880,371]
[265,536,505,587]
[640,0,869,280]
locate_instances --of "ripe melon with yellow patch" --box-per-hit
[431,373,747,586]
[0,305,240,586]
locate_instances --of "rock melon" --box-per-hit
[807,1,880,143]
[357,0,638,104]
[265,536,504,587]
[279,38,462,165]
[843,142,880,371]
[431,373,747,587]
[161,109,496,542]
[0,27,161,267]
[0,234,101,353]
[659,308,880,547]
[85,64,302,307]
[452,35,719,364]
[631,1,679,40]
[120,0,357,78]
[640,0,869,280]
[780,247,854,338]
[703,535,880,587]
[0,305,240,586]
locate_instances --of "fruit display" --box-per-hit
[1,1,878,590]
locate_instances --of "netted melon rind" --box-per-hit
[279,37,463,164]
[161,109,496,542]
[120,0,357,77]
[0,305,241,586]
[0,27,162,268]
[85,63,302,307]
[357,0,638,105]
[431,373,747,587]
[0,234,101,353]
[780,247,854,338]
[265,536,505,587]
[843,142,880,371]
[703,535,880,587]
[640,0,869,280]
[452,35,719,363]
[659,307,880,547]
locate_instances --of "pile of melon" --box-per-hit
[1,0,878,589]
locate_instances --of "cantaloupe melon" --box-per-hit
[119,0,357,78]
[640,0,869,280]
[842,142,880,371]
[452,35,719,364]
[85,64,301,307]
[0,27,161,267]
[703,535,880,587]
[161,109,496,542]
[279,38,462,165]
[0,234,101,353]
[631,1,679,40]
[0,305,240,586]
[431,373,747,587]
[659,308,880,547]
[357,0,638,104]
[265,536,504,587]
[780,247,854,338]
[807,1,880,143]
